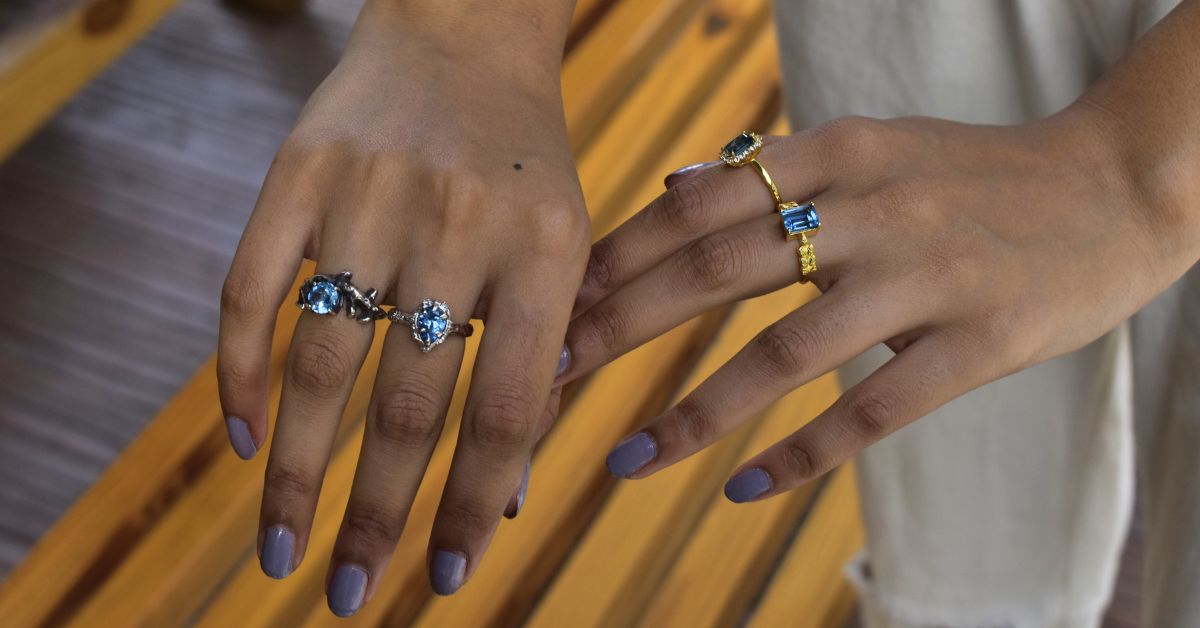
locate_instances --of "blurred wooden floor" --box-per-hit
[0,0,358,573]
[0,0,1143,625]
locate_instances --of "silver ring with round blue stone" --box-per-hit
[297,271,387,322]
[388,299,474,352]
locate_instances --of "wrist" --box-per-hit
[356,0,570,79]
[1063,97,1200,262]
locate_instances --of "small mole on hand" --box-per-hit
[513,163,523,171]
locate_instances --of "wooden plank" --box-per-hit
[746,465,863,628]
[526,285,834,628]
[563,0,708,153]
[577,0,772,229]
[632,388,836,628]
[0,266,307,628]
[0,0,181,161]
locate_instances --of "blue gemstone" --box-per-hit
[304,279,341,315]
[415,302,450,348]
[723,132,756,158]
[780,202,820,236]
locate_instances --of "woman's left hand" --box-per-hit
[557,105,1198,501]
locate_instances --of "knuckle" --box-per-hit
[583,238,619,293]
[341,505,400,547]
[657,176,717,237]
[264,463,316,501]
[469,378,541,448]
[669,398,716,445]
[221,268,270,319]
[526,203,591,260]
[438,501,491,536]
[580,303,629,353]
[216,357,257,394]
[820,116,886,153]
[780,438,824,479]
[842,389,900,437]
[682,233,744,293]
[370,381,445,449]
[287,332,355,398]
[754,322,824,378]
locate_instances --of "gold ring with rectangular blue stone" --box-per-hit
[720,132,821,283]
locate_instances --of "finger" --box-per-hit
[503,387,559,520]
[574,132,835,313]
[218,187,311,460]
[257,260,387,581]
[604,281,917,479]
[428,268,574,595]
[723,334,983,502]
[324,268,479,617]
[561,207,855,382]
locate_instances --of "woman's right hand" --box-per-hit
[217,0,588,615]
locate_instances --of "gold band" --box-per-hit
[796,234,817,283]
[748,159,782,206]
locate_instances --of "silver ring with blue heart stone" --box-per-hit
[297,271,387,322]
[388,299,474,352]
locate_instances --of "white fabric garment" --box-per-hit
[769,1,1196,626]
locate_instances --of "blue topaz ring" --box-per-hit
[720,131,782,206]
[297,271,387,322]
[388,299,474,352]
[721,132,822,282]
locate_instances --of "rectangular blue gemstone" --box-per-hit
[780,202,820,236]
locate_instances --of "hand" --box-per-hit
[559,107,1198,502]
[216,0,587,613]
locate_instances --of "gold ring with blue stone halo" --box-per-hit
[719,131,821,282]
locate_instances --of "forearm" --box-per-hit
[1072,0,1200,256]
[351,0,576,86]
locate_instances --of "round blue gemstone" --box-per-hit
[304,280,341,315]
[415,303,450,346]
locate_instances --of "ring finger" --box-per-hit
[324,262,482,616]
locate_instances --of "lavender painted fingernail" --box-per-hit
[724,468,772,503]
[505,460,531,519]
[556,345,570,377]
[225,416,257,460]
[260,525,295,579]
[665,161,720,184]
[429,550,467,596]
[328,564,368,617]
[606,432,657,478]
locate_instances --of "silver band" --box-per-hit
[297,271,387,322]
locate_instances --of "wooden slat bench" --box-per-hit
[0,1,863,626]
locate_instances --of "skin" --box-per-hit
[217,0,584,612]
[218,0,1200,613]
[561,1,1200,500]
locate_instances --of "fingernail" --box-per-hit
[260,525,295,579]
[664,161,720,185]
[556,345,570,377]
[429,550,467,596]
[225,416,257,460]
[724,468,772,503]
[505,460,531,519]
[606,432,657,478]
[328,564,368,617]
